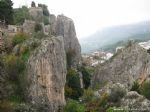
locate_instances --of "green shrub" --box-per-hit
[82,88,95,102]
[130,81,140,93]
[12,33,29,46]
[86,92,109,112]
[65,69,83,100]
[64,100,85,112]
[35,23,42,32]
[141,81,150,100]
[13,6,32,25]
[3,54,25,81]
[79,66,91,89]
[44,16,50,25]
[108,86,126,103]
[66,50,76,69]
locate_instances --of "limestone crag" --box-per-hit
[27,36,66,112]
[55,15,81,66]
[92,42,150,88]
[29,7,44,22]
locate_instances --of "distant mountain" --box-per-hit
[80,21,150,53]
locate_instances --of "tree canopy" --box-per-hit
[0,0,14,24]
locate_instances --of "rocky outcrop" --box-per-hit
[23,20,36,34]
[94,82,127,99]
[55,15,81,67]
[120,91,150,110]
[49,14,57,36]
[92,41,150,88]
[27,36,66,112]
[29,7,43,22]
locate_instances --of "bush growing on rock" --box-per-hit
[65,69,83,100]
[79,66,91,89]
[12,33,30,46]
[108,84,126,103]
[34,23,42,32]
[141,81,150,100]
[64,100,85,112]
[130,81,140,94]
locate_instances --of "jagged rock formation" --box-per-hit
[25,8,81,67]
[92,41,150,88]
[29,7,44,22]
[27,36,66,112]
[55,15,81,67]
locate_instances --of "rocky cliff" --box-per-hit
[27,36,66,112]
[92,41,150,88]
[49,15,81,67]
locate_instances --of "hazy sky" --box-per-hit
[12,0,150,38]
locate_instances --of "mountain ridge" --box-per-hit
[80,21,150,53]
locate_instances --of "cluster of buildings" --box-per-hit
[82,51,113,67]
[139,40,150,50]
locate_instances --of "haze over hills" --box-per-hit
[80,21,150,53]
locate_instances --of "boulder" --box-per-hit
[120,91,150,111]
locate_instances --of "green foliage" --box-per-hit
[64,100,85,112]
[79,66,91,89]
[86,93,109,112]
[12,33,30,46]
[20,47,30,62]
[108,86,126,103]
[38,4,49,16]
[0,0,13,24]
[31,1,36,7]
[66,50,76,69]
[65,69,83,100]
[81,88,95,103]
[141,81,150,100]
[43,16,50,25]
[147,49,150,54]
[130,81,140,94]
[2,54,25,81]
[13,6,32,25]
[34,23,42,32]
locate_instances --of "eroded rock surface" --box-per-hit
[27,36,66,112]
[56,15,81,67]
[92,42,150,88]
[120,91,150,111]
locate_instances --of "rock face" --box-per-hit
[94,82,127,98]
[0,59,14,100]
[92,41,150,88]
[49,14,57,36]
[27,36,66,112]
[23,20,36,34]
[55,15,81,67]
[29,7,43,22]
[120,91,150,110]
